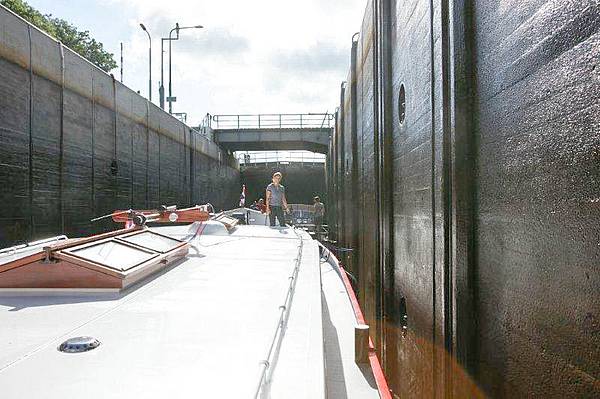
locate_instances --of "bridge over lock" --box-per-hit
[211,113,333,153]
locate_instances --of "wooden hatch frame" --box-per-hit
[0,227,190,291]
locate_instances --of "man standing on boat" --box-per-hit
[266,172,289,227]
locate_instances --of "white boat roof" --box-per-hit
[0,225,324,398]
[0,222,380,398]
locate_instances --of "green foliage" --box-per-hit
[1,0,117,72]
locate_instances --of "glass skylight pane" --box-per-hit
[68,240,157,271]
[118,231,182,253]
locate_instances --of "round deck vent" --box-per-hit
[58,336,101,353]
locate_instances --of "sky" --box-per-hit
[26,0,366,126]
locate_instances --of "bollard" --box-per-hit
[355,324,370,364]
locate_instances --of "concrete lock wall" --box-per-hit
[0,6,240,247]
[329,0,600,397]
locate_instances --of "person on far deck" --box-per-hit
[266,172,289,227]
[313,196,325,237]
[257,198,267,214]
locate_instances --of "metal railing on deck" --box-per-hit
[211,113,333,129]
[253,229,304,398]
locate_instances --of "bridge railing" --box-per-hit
[211,113,334,129]
[237,151,326,166]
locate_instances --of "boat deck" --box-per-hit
[0,224,380,398]
[321,260,379,398]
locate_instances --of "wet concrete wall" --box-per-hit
[339,38,359,286]
[356,3,382,349]
[472,1,600,396]
[240,163,326,207]
[387,0,442,395]
[329,0,600,397]
[0,7,240,247]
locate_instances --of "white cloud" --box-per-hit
[103,0,365,125]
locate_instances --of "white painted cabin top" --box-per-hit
[0,223,381,398]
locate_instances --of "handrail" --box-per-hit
[253,228,304,398]
[0,235,68,255]
[212,113,334,130]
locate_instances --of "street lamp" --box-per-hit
[139,23,152,102]
[159,23,203,112]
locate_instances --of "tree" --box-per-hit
[1,0,117,72]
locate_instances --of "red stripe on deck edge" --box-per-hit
[338,263,392,399]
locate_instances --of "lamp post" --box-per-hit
[159,23,203,112]
[139,23,152,102]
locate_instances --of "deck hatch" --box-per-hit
[64,240,158,271]
[117,231,183,253]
